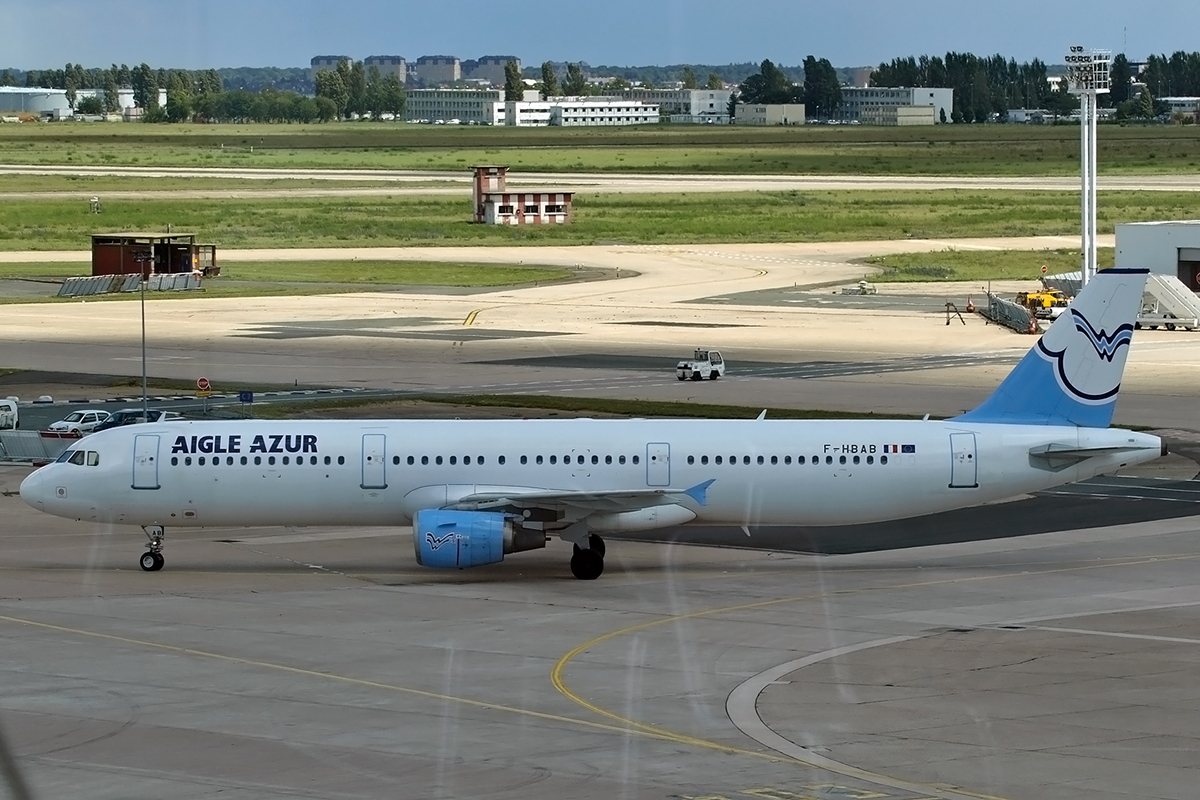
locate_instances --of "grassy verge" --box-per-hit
[0,259,573,284]
[0,175,452,193]
[4,190,1200,252]
[866,247,1117,282]
[2,122,1198,175]
[250,393,921,421]
[0,260,577,303]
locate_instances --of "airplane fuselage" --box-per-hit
[21,418,1162,530]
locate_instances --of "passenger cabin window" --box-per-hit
[632,455,640,465]
[520,455,527,465]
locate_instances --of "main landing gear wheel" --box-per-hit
[139,551,164,571]
[570,534,606,580]
[570,548,604,580]
[573,533,606,558]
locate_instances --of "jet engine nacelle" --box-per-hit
[412,509,546,569]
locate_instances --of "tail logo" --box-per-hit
[1036,308,1133,403]
[1071,310,1134,362]
[425,531,457,550]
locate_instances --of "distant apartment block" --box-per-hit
[310,55,352,75]
[364,55,406,81]
[413,56,462,86]
[466,56,519,86]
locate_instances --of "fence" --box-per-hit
[57,273,201,298]
[980,292,1039,334]
[0,431,73,462]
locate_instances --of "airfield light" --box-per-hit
[1064,46,1111,288]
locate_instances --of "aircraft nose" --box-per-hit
[19,467,50,511]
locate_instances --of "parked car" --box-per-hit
[92,408,183,433]
[47,409,112,435]
[0,397,18,430]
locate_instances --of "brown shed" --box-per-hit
[91,233,219,278]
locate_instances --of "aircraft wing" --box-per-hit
[446,479,715,514]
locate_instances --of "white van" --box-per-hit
[0,397,18,430]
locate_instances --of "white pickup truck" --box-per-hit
[676,349,726,381]
[0,397,17,430]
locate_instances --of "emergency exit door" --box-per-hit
[646,443,670,486]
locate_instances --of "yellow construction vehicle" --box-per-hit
[1015,288,1070,319]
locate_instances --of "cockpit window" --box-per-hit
[67,450,86,466]
[86,451,100,467]
[55,449,76,463]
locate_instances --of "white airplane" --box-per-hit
[20,269,1164,580]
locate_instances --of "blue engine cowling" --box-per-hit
[413,509,547,569]
[410,510,508,568]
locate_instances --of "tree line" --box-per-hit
[732,58,841,120]
[871,50,1200,122]
[312,60,406,120]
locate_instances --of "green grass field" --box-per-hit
[0,260,575,304]
[0,174,443,193]
[1,121,1198,175]
[3,190,1198,252]
[866,247,1116,282]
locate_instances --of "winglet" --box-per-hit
[756,409,767,421]
[683,479,716,506]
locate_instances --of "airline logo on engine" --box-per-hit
[170,434,319,455]
[425,531,458,550]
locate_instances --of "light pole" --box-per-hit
[133,250,153,420]
[1064,46,1110,289]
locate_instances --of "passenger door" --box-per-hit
[361,434,387,490]
[949,433,978,489]
[132,434,160,490]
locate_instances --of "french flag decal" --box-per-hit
[882,444,917,453]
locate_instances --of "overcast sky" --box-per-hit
[3,0,1197,70]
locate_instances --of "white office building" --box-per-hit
[840,87,953,124]
[735,103,805,126]
[404,88,508,123]
[619,88,730,118]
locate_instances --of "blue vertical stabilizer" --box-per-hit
[954,268,1149,428]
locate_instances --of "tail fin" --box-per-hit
[955,268,1149,428]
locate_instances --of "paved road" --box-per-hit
[4,460,1200,800]
[3,164,1199,198]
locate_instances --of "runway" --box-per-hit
[3,462,1199,800]
[2,164,1199,199]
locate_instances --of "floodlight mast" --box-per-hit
[1065,46,1110,288]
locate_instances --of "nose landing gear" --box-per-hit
[140,525,165,571]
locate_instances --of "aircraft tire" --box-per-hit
[140,552,157,571]
[570,548,604,580]
[152,553,164,571]
[573,534,606,558]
